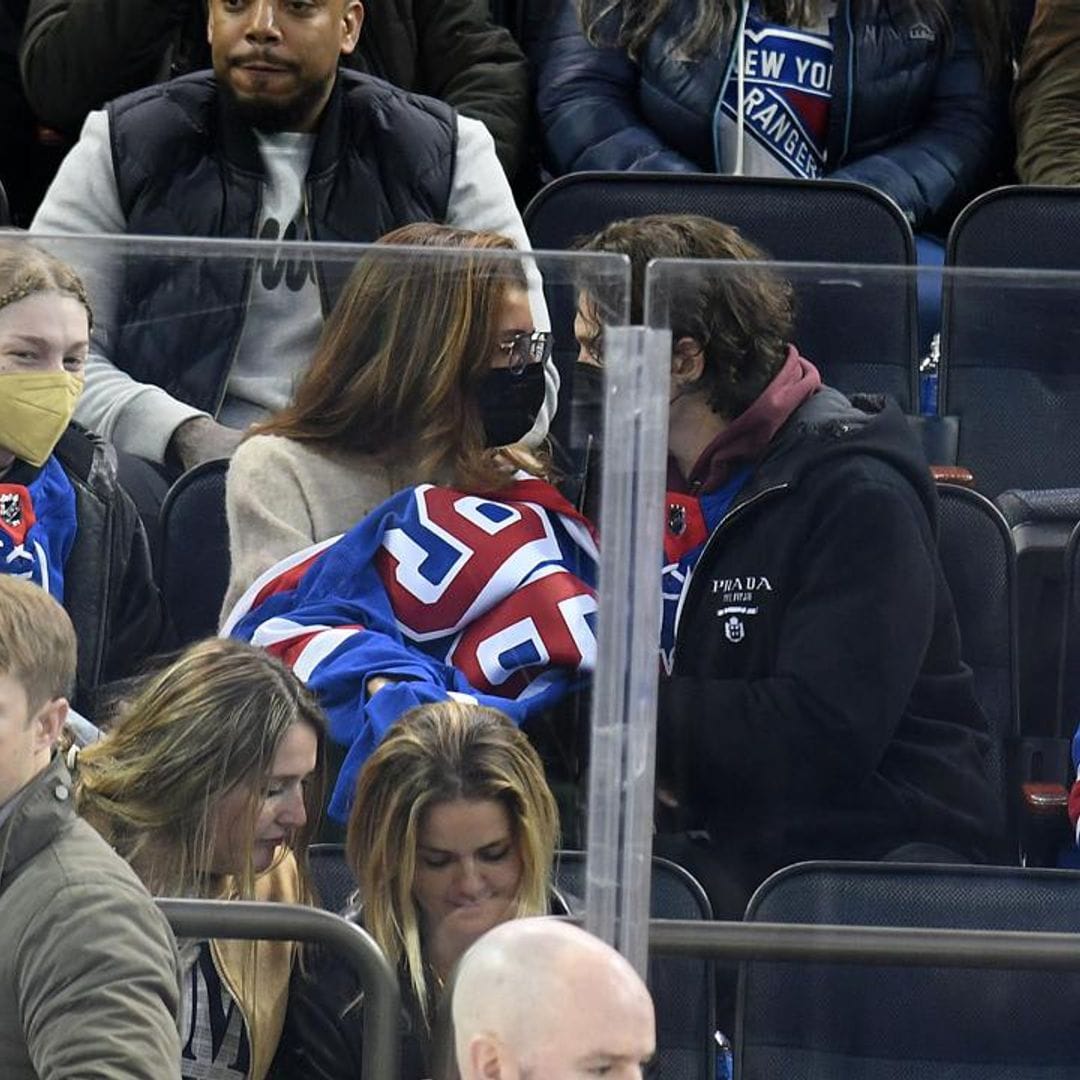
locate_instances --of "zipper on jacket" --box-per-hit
[92,477,114,686]
[671,481,789,662]
[211,186,264,418]
[711,0,751,171]
[840,0,855,163]
[303,182,332,318]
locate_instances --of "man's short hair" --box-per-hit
[0,577,77,713]
[576,213,795,419]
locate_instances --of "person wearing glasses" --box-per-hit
[222,222,554,617]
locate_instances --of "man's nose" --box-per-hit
[246,0,281,40]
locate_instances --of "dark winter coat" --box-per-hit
[6,424,163,709]
[105,69,455,415]
[272,890,575,1079]
[657,388,1002,890]
[534,0,1005,228]
[19,0,529,177]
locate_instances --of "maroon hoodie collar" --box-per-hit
[670,346,822,494]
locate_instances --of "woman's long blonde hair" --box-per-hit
[253,223,547,491]
[346,701,559,1027]
[75,638,327,902]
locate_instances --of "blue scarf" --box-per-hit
[0,456,78,601]
[660,466,753,672]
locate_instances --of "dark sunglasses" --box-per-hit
[497,330,554,376]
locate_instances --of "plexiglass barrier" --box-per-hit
[642,252,1080,1076]
[3,227,668,1063]
[16,222,1080,1076]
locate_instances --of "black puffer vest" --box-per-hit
[107,69,456,413]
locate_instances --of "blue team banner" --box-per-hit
[718,13,834,178]
[224,479,599,821]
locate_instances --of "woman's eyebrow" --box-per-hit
[269,769,312,782]
[418,836,511,855]
[3,333,51,347]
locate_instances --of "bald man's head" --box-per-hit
[452,918,655,1079]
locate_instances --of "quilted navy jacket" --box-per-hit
[534,0,1004,228]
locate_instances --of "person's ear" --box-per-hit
[671,336,705,389]
[341,0,364,54]
[33,698,68,754]
[468,1034,507,1079]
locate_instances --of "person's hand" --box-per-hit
[656,786,680,809]
[167,416,245,472]
[426,898,515,985]
[366,676,395,697]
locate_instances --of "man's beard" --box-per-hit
[219,69,332,133]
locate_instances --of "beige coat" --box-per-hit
[222,434,434,619]
[0,756,182,1079]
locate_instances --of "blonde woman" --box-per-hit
[73,638,327,1080]
[222,222,553,617]
[275,700,561,1080]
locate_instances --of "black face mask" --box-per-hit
[570,363,605,452]
[476,364,546,448]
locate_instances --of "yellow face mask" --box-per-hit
[0,371,84,467]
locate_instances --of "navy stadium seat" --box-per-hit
[941,185,1080,498]
[553,850,717,1080]
[934,482,1016,858]
[737,860,1080,1080]
[158,459,230,644]
[524,172,919,424]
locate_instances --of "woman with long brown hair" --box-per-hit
[222,223,553,616]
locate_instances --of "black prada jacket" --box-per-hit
[657,388,1002,889]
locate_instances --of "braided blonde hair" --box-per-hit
[0,238,92,327]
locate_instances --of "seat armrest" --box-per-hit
[1022,782,1069,815]
[1019,782,1072,866]
[931,465,975,486]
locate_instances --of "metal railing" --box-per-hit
[157,899,400,1075]
[153,902,1080,1075]
[647,918,1080,971]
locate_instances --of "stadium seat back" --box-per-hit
[158,459,230,644]
[1057,522,1080,744]
[554,850,717,1080]
[309,843,359,914]
[737,860,1080,1080]
[935,483,1018,845]
[524,172,919,427]
[941,185,1080,497]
